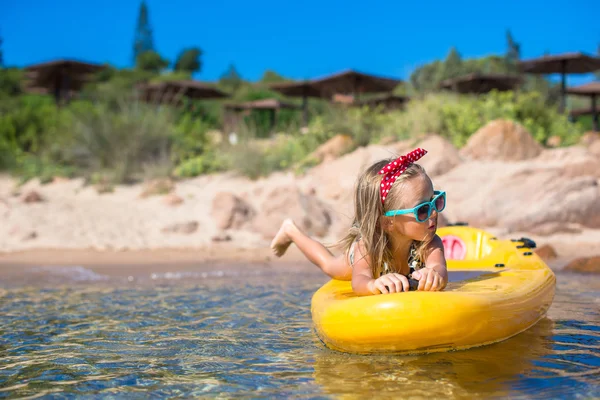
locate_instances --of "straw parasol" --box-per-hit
[566,81,600,131]
[24,59,106,103]
[518,52,600,113]
[270,69,403,125]
[439,73,522,94]
[137,80,228,105]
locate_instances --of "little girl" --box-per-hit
[270,148,448,295]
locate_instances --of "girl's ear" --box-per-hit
[380,216,394,233]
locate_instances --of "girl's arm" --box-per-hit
[420,235,448,290]
[349,241,377,295]
[350,241,411,295]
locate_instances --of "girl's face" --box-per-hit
[384,174,439,241]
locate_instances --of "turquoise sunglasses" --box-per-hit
[384,191,446,222]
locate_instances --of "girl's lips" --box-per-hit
[428,225,436,230]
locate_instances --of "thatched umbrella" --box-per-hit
[566,81,600,131]
[439,73,522,94]
[270,69,403,125]
[310,69,402,97]
[137,80,228,105]
[518,52,600,113]
[268,81,325,126]
[24,59,106,103]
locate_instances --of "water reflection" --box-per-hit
[312,318,555,399]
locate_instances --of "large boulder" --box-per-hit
[414,134,462,177]
[435,160,600,233]
[564,256,600,274]
[250,185,332,238]
[211,192,255,230]
[308,134,355,164]
[579,131,600,147]
[460,119,543,161]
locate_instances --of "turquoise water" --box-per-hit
[0,265,599,399]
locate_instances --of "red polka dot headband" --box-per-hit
[378,148,427,205]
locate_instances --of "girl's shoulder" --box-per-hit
[347,237,370,267]
[423,234,445,260]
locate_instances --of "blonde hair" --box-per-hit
[338,158,434,278]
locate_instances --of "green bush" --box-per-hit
[173,152,229,178]
[306,91,584,149]
[59,97,175,184]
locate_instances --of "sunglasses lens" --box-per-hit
[435,193,446,212]
[417,204,430,222]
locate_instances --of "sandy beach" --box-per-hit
[1,129,600,273]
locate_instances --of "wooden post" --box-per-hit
[560,60,567,114]
[302,94,308,127]
[592,94,598,132]
[270,108,277,134]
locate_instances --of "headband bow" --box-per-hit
[378,148,427,205]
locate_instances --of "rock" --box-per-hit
[460,119,543,161]
[211,192,255,230]
[22,231,38,241]
[546,135,562,148]
[211,232,232,242]
[415,134,462,177]
[308,134,355,164]
[161,221,199,234]
[435,161,600,232]
[535,146,600,179]
[95,183,114,194]
[564,256,600,274]
[163,193,184,207]
[589,139,600,157]
[534,244,558,261]
[140,178,174,198]
[251,185,332,238]
[579,131,600,146]
[528,222,583,236]
[22,191,43,203]
[309,144,406,201]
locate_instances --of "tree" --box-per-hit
[136,50,169,73]
[219,64,243,92]
[174,47,202,74]
[0,30,4,67]
[438,47,463,82]
[505,30,521,73]
[260,70,288,84]
[596,43,600,81]
[409,61,442,92]
[132,1,155,65]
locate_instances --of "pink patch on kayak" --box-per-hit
[441,235,467,260]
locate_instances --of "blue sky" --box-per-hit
[1,0,598,85]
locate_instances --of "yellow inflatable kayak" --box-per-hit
[311,225,556,355]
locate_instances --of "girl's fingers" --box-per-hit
[375,280,388,294]
[425,273,434,291]
[387,275,402,293]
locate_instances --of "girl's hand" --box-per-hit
[412,268,444,291]
[369,273,410,294]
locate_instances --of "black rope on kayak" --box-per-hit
[511,237,537,249]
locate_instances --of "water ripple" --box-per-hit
[0,270,598,398]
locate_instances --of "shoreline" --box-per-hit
[0,243,573,272]
[0,244,317,269]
